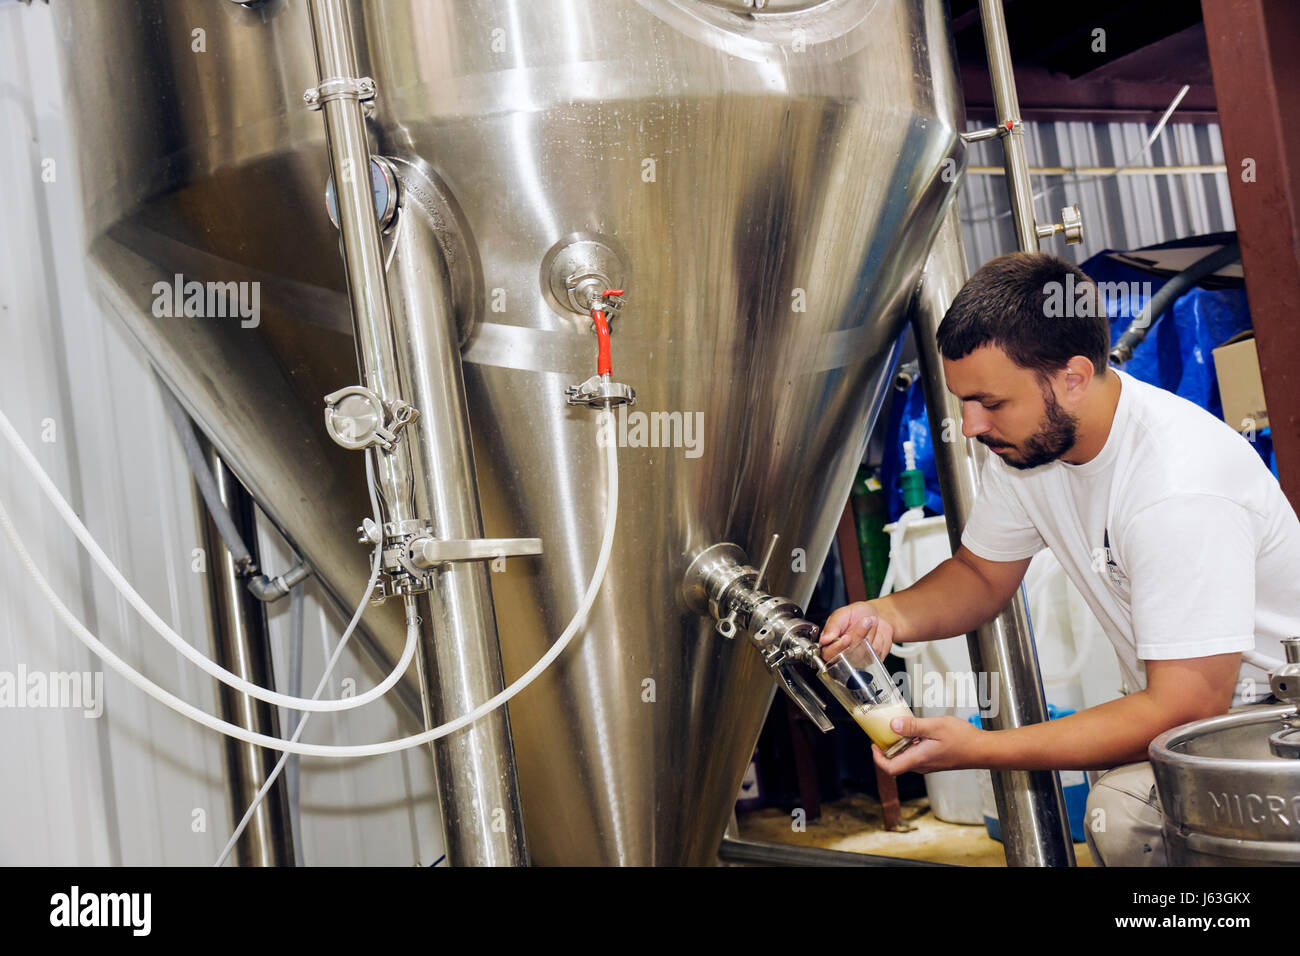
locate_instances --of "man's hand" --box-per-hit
[819,601,894,665]
[871,714,989,775]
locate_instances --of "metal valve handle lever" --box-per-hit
[754,621,834,731]
[408,536,543,568]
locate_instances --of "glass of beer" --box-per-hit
[818,647,916,758]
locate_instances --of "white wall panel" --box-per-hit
[0,2,443,867]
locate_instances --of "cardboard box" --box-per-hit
[1213,331,1269,433]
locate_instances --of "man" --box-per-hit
[820,251,1300,866]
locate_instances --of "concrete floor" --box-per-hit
[738,792,1095,866]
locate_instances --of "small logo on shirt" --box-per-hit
[1091,529,1129,588]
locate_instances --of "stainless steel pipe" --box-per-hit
[304,0,528,865]
[199,442,295,867]
[305,0,416,526]
[385,191,530,867]
[909,206,1076,866]
[978,0,1040,252]
[718,837,952,868]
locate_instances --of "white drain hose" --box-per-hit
[0,412,618,758]
[214,595,421,867]
[0,407,414,714]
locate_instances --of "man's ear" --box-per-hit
[1062,355,1096,400]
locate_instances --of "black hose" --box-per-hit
[155,373,310,601]
[1109,241,1241,365]
[155,373,256,571]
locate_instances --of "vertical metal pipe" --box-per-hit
[304,0,529,865]
[910,206,1076,866]
[978,0,1040,252]
[386,201,529,866]
[305,0,415,525]
[198,440,295,867]
[967,1,1074,865]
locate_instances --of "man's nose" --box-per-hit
[961,406,990,439]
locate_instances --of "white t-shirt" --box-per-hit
[961,368,1300,701]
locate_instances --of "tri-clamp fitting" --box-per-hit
[683,539,834,731]
[1267,637,1300,759]
[323,385,418,451]
[357,516,543,604]
[1271,637,1300,705]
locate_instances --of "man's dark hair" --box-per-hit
[935,252,1110,379]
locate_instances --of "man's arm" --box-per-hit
[876,652,1242,774]
[881,545,1030,643]
[820,546,1030,660]
[824,454,1043,662]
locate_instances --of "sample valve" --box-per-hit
[566,289,637,409]
[683,537,835,731]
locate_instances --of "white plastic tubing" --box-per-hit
[214,596,421,868]
[0,407,413,713]
[0,407,619,758]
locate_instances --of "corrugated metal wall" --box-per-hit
[959,118,1236,266]
[0,3,443,866]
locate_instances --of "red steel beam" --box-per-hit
[1202,0,1300,508]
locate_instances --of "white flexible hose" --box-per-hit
[214,596,421,867]
[878,507,924,601]
[1245,649,1285,673]
[0,407,416,713]
[0,413,618,758]
[213,450,390,865]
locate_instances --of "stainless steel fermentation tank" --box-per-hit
[56,0,966,864]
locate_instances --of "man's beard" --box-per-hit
[979,385,1078,470]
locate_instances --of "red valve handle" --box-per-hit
[591,290,624,377]
[593,309,612,376]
